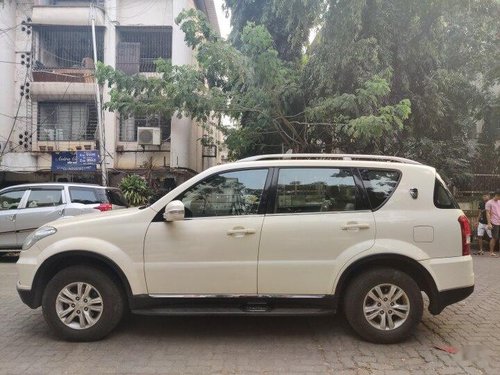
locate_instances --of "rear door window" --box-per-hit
[26,189,63,208]
[275,168,359,213]
[359,169,401,210]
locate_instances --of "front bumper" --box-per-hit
[17,285,39,309]
[428,285,474,315]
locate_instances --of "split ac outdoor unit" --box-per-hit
[137,127,161,146]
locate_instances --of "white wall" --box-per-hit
[170,0,194,170]
[117,0,173,26]
[0,0,18,153]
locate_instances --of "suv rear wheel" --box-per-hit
[344,268,423,344]
[42,265,124,341]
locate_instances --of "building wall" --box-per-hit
[0,0,18,158]
[1,0,222,187]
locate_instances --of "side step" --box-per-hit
[130,295,338,316]
[132,305,334,316]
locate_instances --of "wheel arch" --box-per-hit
[334,253,440,314]
[29,250,133,309]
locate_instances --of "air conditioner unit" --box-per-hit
[137,127,161,146]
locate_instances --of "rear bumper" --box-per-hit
[428,285,474,315]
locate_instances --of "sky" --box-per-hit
[213,0,231,39]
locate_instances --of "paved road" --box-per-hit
[0,254,499,375]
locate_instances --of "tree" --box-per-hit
[304,0,499,181]
[224,0,324,62]
[97,8,411,160]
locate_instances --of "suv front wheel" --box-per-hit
[344,268,423,344]
[42,265,124,341]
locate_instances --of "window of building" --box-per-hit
[37,102,97,141]
[117,27,172,73]
[119,114,171,142]
[34,26,104,69]
[275,168,358,213]
[176,169,269,218]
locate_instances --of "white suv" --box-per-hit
[16,154,474,343]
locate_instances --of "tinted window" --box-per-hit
[69,187,104,204]
[0,190,25,210]
[434,177,459,209]
[275,168,357,213]
[26,189,63,208]
[106,189,128,207]
[177,169,268,218]
[360,169,401,210]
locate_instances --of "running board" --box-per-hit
[129,295,338,316]
[132,306,334,316]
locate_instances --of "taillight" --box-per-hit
[458,215,471,256]
[95,203,112,212]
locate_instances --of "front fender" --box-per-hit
[34,237,146,295]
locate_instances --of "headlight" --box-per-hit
[22,226,57,250]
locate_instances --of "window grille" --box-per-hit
[119,114,171,142]
[117,27,172,73]
[37,102,98,141]
[34,26,104,69]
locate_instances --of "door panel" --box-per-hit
[258,212,375,294]
[144,216,264,294]
[0,189,27,248]
[258,167,375,295]
[14,188,64,246]
[144,168,270,295]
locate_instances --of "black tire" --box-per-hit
[42,265,124,341]
[343,268,423,344]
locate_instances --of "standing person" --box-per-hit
[486,191,500,257]
[475,193,492,255]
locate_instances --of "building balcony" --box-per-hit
[32,1,105,27]
[30,80,95,100]
[32,67,94,83]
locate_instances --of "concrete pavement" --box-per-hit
[0,255,498,374]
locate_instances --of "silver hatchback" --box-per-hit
[0,183,128,251]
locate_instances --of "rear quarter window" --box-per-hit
[359,169,401,210]
[69,187,106,205]
[434,177,459,209]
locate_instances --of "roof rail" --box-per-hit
[238,153,421,165]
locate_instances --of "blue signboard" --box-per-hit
[76,150,100,165]
[51,152,97,172]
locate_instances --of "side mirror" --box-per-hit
[163,200,185,222]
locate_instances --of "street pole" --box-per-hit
[91,3,107,186]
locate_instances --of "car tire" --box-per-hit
[42,265,124,341]
[343,268,423,344]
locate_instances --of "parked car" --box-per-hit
[1,183,128,250]
[16,154,474,343]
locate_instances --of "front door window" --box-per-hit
[177,169,269,218]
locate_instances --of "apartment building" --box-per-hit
[0,0,224,188]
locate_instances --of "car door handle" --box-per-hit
[8,214,16,222]
[341,222,370,230]
[227,227,256,236]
